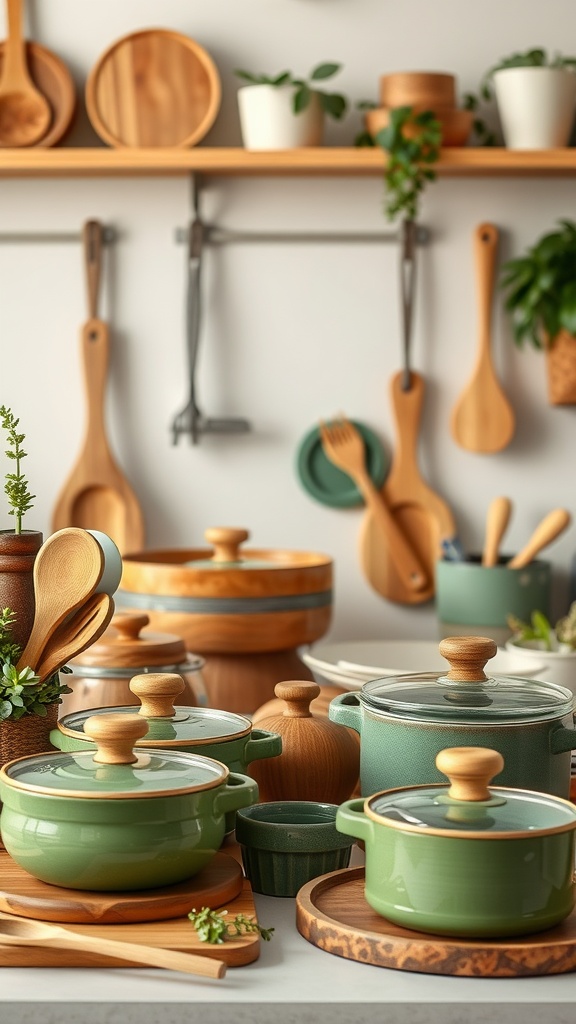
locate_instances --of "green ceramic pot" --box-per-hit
[329,636,576,798]
[0,712,258,891]
[336,746,576,938]
[235,801,354,897]
[50,672,281,833]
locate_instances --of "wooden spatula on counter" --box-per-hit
[319,417,429,594]
[507,508,571,569]
[51,220,145,555]
[358,371,457,604]
[451,223,515,453]
[0,912,226,978]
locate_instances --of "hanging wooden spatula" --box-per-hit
[451,223,515,453]
[359,371,457,604]
[51,220,145,555]
[319,416,429,593]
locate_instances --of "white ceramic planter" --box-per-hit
[505,638,576,693]
[493,66,576,149]
[237,84,324,150]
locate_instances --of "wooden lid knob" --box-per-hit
[112,613,150,640]
[129,672,185,718]
[274,680,321,718]
[205,527,250,563]
[436,746,504,802]
[438,636,497,682]
[83,713,149,764]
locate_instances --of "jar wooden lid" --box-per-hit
[72,612,189,671]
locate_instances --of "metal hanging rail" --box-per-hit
[0,227,117,244]
[175,225,429,246]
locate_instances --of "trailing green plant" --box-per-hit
[500,219,576,349]
[372,105,442,222]
[234,63,347,120]
[0,406,35,534]
[188,906,274,944]
[0,606,72,720]
[507,602,576,651]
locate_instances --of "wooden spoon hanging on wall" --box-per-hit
[0,0,51,146]
[51,221,145,555]
[451,223,515,453]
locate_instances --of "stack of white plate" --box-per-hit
[301,640,547,690]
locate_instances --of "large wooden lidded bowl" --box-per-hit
[118,527,333,714]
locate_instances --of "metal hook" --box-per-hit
[399,218,418,391]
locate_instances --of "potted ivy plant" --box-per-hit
[235,62,348,149]
[500,218,576,404]
[366,105,442,223]
[472,48,576,149]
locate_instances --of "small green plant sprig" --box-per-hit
[372,106,442,222]
[0,406,35,534]
[507,602,576,652]
[500,219,576,350]
[188,906,274,944]
[0,607,72,720]
[235,63,347,120]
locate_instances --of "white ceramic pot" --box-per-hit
[493,66,576,149]
[237,84,324,149]
[505,639,576,693]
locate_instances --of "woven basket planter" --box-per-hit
[546,330,576,405]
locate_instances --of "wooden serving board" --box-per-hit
[0,852,243,924]
[296,867,576,977]
[0,879,258,968]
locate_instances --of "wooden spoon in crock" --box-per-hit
[0,0,51,146]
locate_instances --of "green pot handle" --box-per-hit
[243,729,282,765]
[550,724,576,755]
[336,798,374,845]
[214,772,259,814]
[328,692,362,735]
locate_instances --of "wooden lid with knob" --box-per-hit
[248,680,359,803]
[436,746,505,802]
[439,636,497,682]
[84,713,149,764]
[129,672,185,719]
[71,611,190,670]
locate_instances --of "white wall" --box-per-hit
[2,0,575,644]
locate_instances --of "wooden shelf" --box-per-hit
[2,147,576,178]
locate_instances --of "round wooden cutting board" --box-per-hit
[0,851,243,924]
[296,867,576,977]
[85,28,221,148]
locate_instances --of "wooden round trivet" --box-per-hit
[296,867,576,978]
[0,851,243,924]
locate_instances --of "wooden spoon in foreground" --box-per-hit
[16,528,105,672]
[507,508,571,569]
[0,0,51,146]
[481,496,512,567]
[0,912,226,978]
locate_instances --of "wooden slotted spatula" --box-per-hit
[319,417,429,594]
[51,220,145,555]
[358,371,457,604]
[451,223,515,453]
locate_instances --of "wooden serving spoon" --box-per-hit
[507,509,572,569]
[0,0,51,146]
[451,223,515,453]
[16,528,105,672]
[0,912,226,978]
[481,496,512,567]
[36,592,115,683]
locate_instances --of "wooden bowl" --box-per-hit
[379,72,456,109]
[86,28,221,148]
[0,41,76,148]
[365,106,473,148]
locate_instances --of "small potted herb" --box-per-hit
[468,48,576,149]
[500,218,576,404]
[505,604,576,693]
[235,62,348,149]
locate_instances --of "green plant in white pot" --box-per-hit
[474,48,576,149]
[506,605,576,694]
[235,62,347,149]
[500,218,576,404]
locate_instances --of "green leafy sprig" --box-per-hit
[188,906,274,944]
[0,406,35,534]
[0,606,72,720]
[372,106,442,222]
[507,610,555,651]
[235,63,348,120]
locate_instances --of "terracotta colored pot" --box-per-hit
[379,72,456,109]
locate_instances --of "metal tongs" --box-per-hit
[171,214,251,445]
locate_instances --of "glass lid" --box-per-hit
[361,636,574,723]
[368,747,576,838]
[1,713,228,798]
